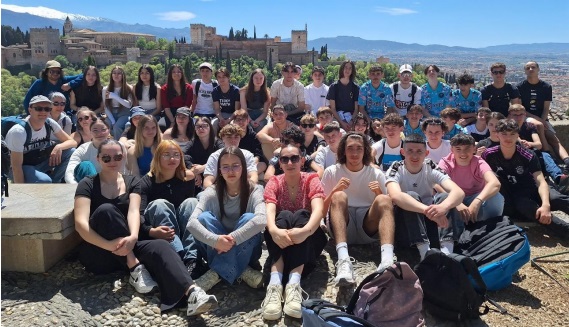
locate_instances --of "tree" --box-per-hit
[183,57,192,79]
[146,41,157,50]
[157,38,168,50]
[226,51,232,73]
[174,37,178,43]
[167,41,175,59]
[264,33,269,39]
[241,28,248,39]
[229,27,234,40]
[235,30,242,41]
[254,26,257,39]
[136,37,147,50]
[54,55,70,68]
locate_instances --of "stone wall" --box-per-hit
[551,121,569,150]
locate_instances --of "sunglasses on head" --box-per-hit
[77,115,92,122]
[491,70,505,75]
[301,123,316,128]
[425,118,443,125]
[100,153,123,163]
[279,154,301,164]
[33,106,52,112]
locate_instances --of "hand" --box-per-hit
[424,204,449,228]
[535,205,552,224]
[49,145,63,166]
[271,138,281,149]
[520,140,531,149]
[467,200,482,223]
[113,235,137,256]
[333,177,350,193]
[219,118,229,127]
[61,83,71,92]
[340,121,351,132]
[125,139,136,149]
[456,203,471,223]
[214,235,235,254]
[476,146,486,156]
[368,181,382,196]
[194,174,203,187]
[149,226,175,241]
[252,121,260,128]
[105,91,111,99]
[287,227,310,244]
[270,228,294,249]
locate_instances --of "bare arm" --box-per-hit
[438,179,466,212]
[10,152,24,183]
[248,171,259,184]
[256,124,274,144]
[533,171,552,224]
[476,170,501,202]
[386,181,429,213]
[74,196,116,251]
[127,147,140,177]
[203,174,215,188]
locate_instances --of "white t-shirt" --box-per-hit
[314,146,337,169]
[385,159,449,204]
[270,78,305,107]
[5,117,61,153]
[137,83,160,110]
[372,138,403,172]
[390,82,422,116]
[204,147,257,178]
[192,79,217,115]
[426,140,451,165]
[322,164,387,208]
[304,83,329,115]
[465,124,488,136]
[50,112,72,137]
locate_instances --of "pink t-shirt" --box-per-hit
[438,154,491,196]
[264,172,325,213]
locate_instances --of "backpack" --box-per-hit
[194,80,218,96]
[302,299,375,327]
[346,262,425,327]
[414,249,490,321]
[456,216,530,291]
[376,138,404,171]
[393,83,418,110]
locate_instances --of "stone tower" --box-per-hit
[30,27,61,68]
[291,25,307,54]
[63,16,73,35]
[190,24,206,46]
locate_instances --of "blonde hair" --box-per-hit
[149,140,188,183]
[134,115,162,158]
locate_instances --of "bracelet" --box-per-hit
[475,197,484,203]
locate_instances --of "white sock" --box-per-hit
[269,271,283,285]
[417,242,431,260]
[379,244,395,267]
[440,241,454,255]
[287,272,301,285]
[336,242,349,261]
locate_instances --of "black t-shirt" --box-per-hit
[476,137,499,149]
[75,174,140,217]
[482,145,541,189]
[327,81,359,113]
[139,174,195,213]
[239,125,266,162]
[212,84,241,114]
[481,83,520,116]
[519,122,537,143]
[185,138,224,165]
[247,90,266,110]
[304,135,325,156]
[516,80,552,118]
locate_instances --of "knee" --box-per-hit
[331,191,348,205]
[197,211,216,225]
[147,199,174,211]
[406,191,421,202]
[373,194,393,211]
[180,197,198,212]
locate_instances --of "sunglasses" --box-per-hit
[220,164,242,174]
[424,118,444,125]
[52,101,65,106]
[77,115,92,122]
[48,70,61,75]
[100,154,123,163]
[491,70,505,75]
[33,106,52,112]
[301,123,316,128]
[279,155,301,164]
[196,124,209,129]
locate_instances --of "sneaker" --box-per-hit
[194,269,221,292]
[334,257,356,287]
[186,286,218,316]
[239,266,264,289]
[261,284,283,320]
[558,174,569,195]
[377,255,398,272]
[283,283,307,319]
[129,264,158,294]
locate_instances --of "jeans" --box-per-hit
[144,198,199,263]
[540,151,563,181]
[22,148,73,183]
[195,211,262,284]
[108,107,130,140]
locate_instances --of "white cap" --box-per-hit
[399,64,413,73]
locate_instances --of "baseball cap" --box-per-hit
[29,95,52,105]
[199,62,213,70]
[399,64,413,74]
[45,60,62,69]
[295,65,302,74]
[176,107,191,116]
[129,106,146,118]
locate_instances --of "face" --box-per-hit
[354,119,368,133]
[222,134,241,147]
[477,111,489,122]
[372,121,384,136]
[139,68,151,83]
[252,72,265,87]
[508,111,526,125]
[216,73,229,86]
[77,112,94,128]
[368,70,383,84]
[323,130,341,146]
[279,146,302,173]
[171,67,183,81]
[343,64,353,78]
[195,120,210,137]
[160,144,182,170]
[29,101,52,120]
[111,69,123,83]
[487,118,500,135]
[317,112,333,125]
[300,121,316,133]
[142,121,158,139]
[85,68,98,86]
[345,138,365,167]
[491,67,506,81]
[451,144,475,166]
[200,68,212,80]
[442,117,455,128]
[426,67,438,79]
[219,153,243,182]
[282,68,295,82]
[406,110,422,123]
[272,109,287,123]
[131,115,142,127]
[47,68,62,82]
[402,143,428,170]
[425,124,444,142]
[98,144,123,170]
[524,62,539,78]
[91,122,110,141]
[383,124,402,139]
[458,83,471,93]
[497,131,518,147]
[233,116,248,129]
[399,71,412,83]
[50,96,66,114]
[175,114,190,125]
[311,71,324,84]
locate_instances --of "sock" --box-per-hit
[287,272,301,285]
[269,271,283,285]
[129,263,141,272]
[441,241,454,255]
[417,242,431,260]
[379,244,395,267]
[336,242,349,261]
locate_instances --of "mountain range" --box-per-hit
[2,5,569,55]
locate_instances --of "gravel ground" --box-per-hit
[2,211,568,327]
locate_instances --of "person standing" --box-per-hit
[391,64,421,117]
[270,62,306,125]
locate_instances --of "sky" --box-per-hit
[3,0,569,48]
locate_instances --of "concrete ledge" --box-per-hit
[550,120,569,150]
[1,184,80,272]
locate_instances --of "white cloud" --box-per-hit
[154,11,196,21]
[375,7,418,15]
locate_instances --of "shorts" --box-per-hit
[326,206,378,245]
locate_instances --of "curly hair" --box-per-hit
[337,132,373,166]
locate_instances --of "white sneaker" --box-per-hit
[377,255,398,272]
[261,284,283,320]
[283,283,307,319]
[187,286,218,316]
[239,266,264,289]
[334,257,356,287]
[129,264,158,294]
[194,269,221,292]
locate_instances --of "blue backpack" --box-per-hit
[302,299,375,327]
[457,216,530,291]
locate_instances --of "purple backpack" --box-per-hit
[346,262,425,327]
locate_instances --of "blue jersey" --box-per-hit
[358,81,395,119]
[451,89,482,114]
[420,82,453,117]
[403,120,425,138]
[443,123,467,140]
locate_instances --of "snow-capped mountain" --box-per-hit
[1,4,109,22]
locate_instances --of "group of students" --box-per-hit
[4,58,569,321]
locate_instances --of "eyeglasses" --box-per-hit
[301,123,316,128]
[491,70,505,75]
[77,115,92,122]
[48,70,61,75]
[161,153,181,159]
[33,106,52,112]
[196,124,209,129]
[220,164,242,174]
[52,101,65,106]
[100,154,123,163]
[279,155,301,164]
